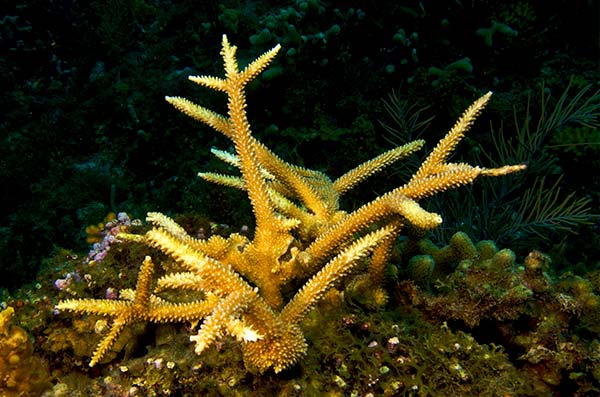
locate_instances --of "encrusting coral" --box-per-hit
[0,307,51,396]
[56,35,525,373]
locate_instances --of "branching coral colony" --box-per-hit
[56,35,526,373]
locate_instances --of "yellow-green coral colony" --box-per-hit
[0,307,52,396]
[408,255,435,282]
[418,231,478,265]
[55,35,525,373]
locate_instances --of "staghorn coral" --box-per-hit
[55,35,524,374]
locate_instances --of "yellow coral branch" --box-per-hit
[164,96,231,135]
[333,140,425,194]
[412,91,492,181]
[281,224,396,325]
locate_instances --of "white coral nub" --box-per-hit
[190,318,263,354]
[227,318,263,343]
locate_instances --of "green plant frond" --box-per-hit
[428,173,596,248]
[380,89,435,145]
[512,176,596,239]
[543,82,600,133]
[548,125,600,151]
[485,81,600,171]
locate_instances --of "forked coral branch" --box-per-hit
[56,35,525,373]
